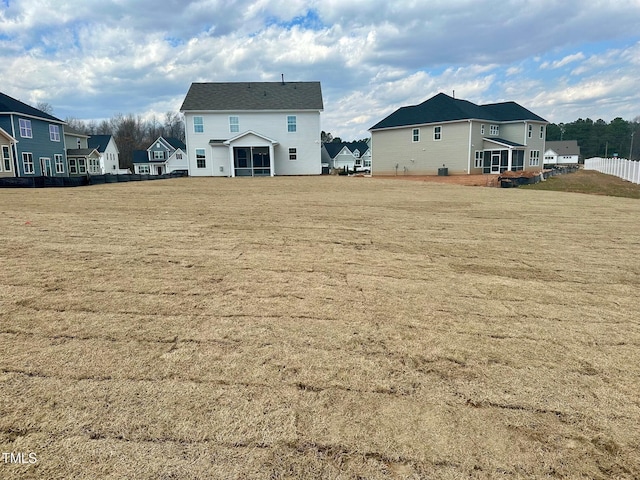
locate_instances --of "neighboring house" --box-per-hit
[64,127,101,176]
[321,141,372,172]
[133,136,187,175]
[180,81,324,176]
[88,135,122,174]
[369,93,548,175]
[544,140,580,166]
[0,127,18,177]
[0,91,67,177]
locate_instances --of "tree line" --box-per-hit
[546,117,640,160]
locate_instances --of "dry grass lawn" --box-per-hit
[1,177,639,479]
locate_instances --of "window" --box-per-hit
[2,146,11,172]
[22,152,34,173]
[78,158,86,174]
[55,154,64,173]
[229,116,239,133]
[364,159,371,168]
[193,116,204,133]
[89,158,100,174]
[353,149,360,158]
[138,164,150,174]
[287,116,297,133]
[528,124,533,138]
[19,119,32,138]
[512,150,524,171]
[540,125,545,139]
[49,124,60,141]
[196,148,206,168]
[289,148,297,160]
[529,150,540,166]
[412,128,420,142]
[69,158,77,174]
[175,153,182,160]
[490,125,499,136]
[153,151,165,160]
[433,125,442,141]
[474,150,484,168]
[481,124,485,135]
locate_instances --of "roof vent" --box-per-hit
[281,73,285,85]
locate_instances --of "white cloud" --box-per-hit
[1,0,640,139]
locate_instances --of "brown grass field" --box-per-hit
[1,176,639,479]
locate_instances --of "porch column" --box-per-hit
[228,147,235,177]
[507,148,513,171]
[269,144,275,176]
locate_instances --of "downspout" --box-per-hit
[467,119,472,174]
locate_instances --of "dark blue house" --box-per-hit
[0,91,67,177]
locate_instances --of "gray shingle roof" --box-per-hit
[180,82,324,111]
[545,140,580,156]
[370,93,546,130]
[323,141,370,159]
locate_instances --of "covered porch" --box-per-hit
[224,131,278,177]
[482,138,525,174]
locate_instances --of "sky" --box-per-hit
[1,0,640,140]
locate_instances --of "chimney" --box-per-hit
[281,74,285,85]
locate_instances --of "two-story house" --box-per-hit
[133,136,187,175]
[321,141,372,172]
[0,91,67,177]
[87,135,122,174]
[369,93,547,175]
[180,81,324,176]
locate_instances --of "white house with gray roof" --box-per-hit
[180,81,324,177]
[543,140,580,166]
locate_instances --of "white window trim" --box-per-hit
[49,124,60,142]
[412,128,420,142]
[153,150,165,160]
[288,148,297,160]
[480,124,485,135]
[528,124,533,138]
[78,158,87,174]
[529,150,540,166]
[287,115,297,133]
[68,158,77,174]
[433,125,442,141]
[1,145,11,172]
[19,119,32,138]
[490,125,499,136]
[195,148,206,168]
[22,152,34,174]
[474,150,484,168]
[229,116,239,133]
[193,116,204,134]
[539,125,545,139]
[55,154,64,173]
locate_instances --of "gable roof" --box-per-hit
[87,135,113,153]
[0,91,64,123]
[323,141,370,159]
[180,81,324,112]
[165,137,186,150]
[133,150,150,164]
[545,140,580,156]
[370,93,546,130]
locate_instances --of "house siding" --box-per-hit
[372,121,471,175]
[8,115,67,177]
[185,110,321,176]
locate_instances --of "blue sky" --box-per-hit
[1,0,640,140]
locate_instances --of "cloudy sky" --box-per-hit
[2,0,640,140]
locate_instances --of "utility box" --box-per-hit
[438,167,448,176]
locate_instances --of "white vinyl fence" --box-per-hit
[584,157,640,185]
